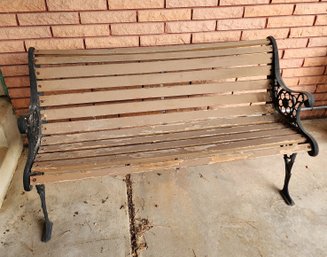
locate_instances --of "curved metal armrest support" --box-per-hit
[268,36,318,157]
[18,47,42,191]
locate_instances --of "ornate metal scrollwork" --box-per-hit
[268,36,318,157]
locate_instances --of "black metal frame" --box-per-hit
[17,48,52,242]
[268,36,319,205]
[17,47,43,192]
[268,36,319,157]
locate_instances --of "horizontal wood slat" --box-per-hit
[32,143,309,184]
[41,115,278,146]
[42,105,273,135]
[36,39,270,56]
[34,133,306,171]
[36,53,272,79]
[41,92,270,121]
[39,80,271,107]
[38,65,272,92]
[39,123,286,153]
[36,46,272,65]
[35,128,297,162]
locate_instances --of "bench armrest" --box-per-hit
[268,36,318,157]
[18,47,42,191]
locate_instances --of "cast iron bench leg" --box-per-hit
[36,184,53,242]
[280,153,297,206]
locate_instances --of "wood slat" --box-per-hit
[31,143,309,185]
[36,39,270,56]
[34,133,306,171]
[36,53,272,79]
[41,115,278,146]
[35,45,272,66]
[39,80,271,107]
[41,105,273,135]
[35,128,297,161]
[38,65,271,92]
[41,92,270,121]
[39,123,286,153]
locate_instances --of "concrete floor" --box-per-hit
[0,119,326,257]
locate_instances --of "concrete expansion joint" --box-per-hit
[126,174,153,256]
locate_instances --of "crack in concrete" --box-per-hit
[126,174,138,257]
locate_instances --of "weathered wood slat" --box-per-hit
[38,65,271,92]
[36,53,272,79]
[31,143,309,184]
[36,128,297,161]
[33,134,307,171]
[41,92,270,121]
[36,39,270,56]
[41,115,278,145]
[39,80,271,107]
[39,123,286,153]
[42,105,273,135]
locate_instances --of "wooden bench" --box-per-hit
[18,37,318,242]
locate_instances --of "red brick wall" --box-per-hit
[0,0,326,118]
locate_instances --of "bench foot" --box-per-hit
[36,184,53,242]
[280,153,297,206]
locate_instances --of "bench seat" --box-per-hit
[33,119,309,184]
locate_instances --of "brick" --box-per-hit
[109,0,164,9]
[0,0,45,12]
[276,38,308,49]
[18,12,79,25]
[111,23,163,35]
[85,36,139,48]
[139,9,191,22]
[52,25,109,37]
[80,11,136,24]
[25,39,84,50]
[47,0,106,11]
[166,0,217,7]
[284,48,327,58]
[308,37,327,47]
[294,3,327,15]
[282,67,325,77]
[304,57,327,67]
[0,14,17,26]
[299,75,327,85]
[245,4,294,17]
[316,84,327,93]
[282,77,299,86]
[315,93,327,101]
[192,31,241,43]
[291,26,327,37]
[0,41,24,53]
[193,7,243,20]
[141,34,191,46]
[1,65,28,77]
[3,76,29,88]
[242,28,289,40]
[166,20,215,33]
[217,18,265,30]
[272,0,318,2]
[220,0,269,5]
[0,53,27,65]
[279,59,303,68]
[268,16,314,28]
[0,27,51,40]
[8,88,30,98]
[316,15,327,26]
[11,98,30,109]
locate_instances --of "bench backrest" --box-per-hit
[32,39,275,145]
